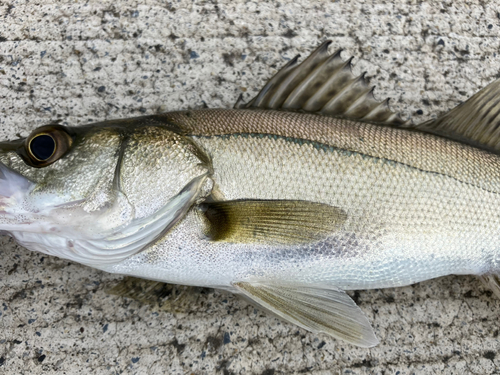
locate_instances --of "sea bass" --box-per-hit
[2,41,500,347]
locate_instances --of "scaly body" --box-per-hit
[106,109,500,290]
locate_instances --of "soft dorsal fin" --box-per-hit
[236,40,408,126]
[414,78,500,154]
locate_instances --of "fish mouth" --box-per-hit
[0,162,35,217]
[0,162,34,199]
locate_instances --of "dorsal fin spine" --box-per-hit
[283,49,344,109]
[362,97,391,121]
[344,85,377,118]
[238,41,408,127]
[303,57,355,112]
[321,74,368,113]
[267,41,332,109]
[251,54,301,108]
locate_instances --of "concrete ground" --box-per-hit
[1,0,500,373]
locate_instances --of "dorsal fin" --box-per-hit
[414,78,500,154]
[236,40,408,126]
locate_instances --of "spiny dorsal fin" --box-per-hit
[415,78,500,153]
[236,40,408,126]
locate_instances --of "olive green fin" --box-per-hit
[415,78,500,153]
[236,40,408,126]
[107,277,202,313]
[198,199,347,244]
[234,281,379,347]
[478,274,500,299]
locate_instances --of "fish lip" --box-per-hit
[0,162,34,199]
[0,162,37,229]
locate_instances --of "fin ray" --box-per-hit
[417,78,500,153]
[198,199,347,245]
[234,281,379,347]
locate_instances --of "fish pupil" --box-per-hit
[30,135,55,160]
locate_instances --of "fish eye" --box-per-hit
[29,134,56,161]
[22,125,74,168]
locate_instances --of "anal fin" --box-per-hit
[234,281,379,347]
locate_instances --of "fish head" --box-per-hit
[0,120,211,268]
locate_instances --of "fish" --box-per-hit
[2,40,500,348]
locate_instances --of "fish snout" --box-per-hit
[0,163,34,210]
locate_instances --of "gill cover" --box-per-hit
[0,122,212,267]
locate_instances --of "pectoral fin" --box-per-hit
[198,199,347,244]
[234,281,379,347]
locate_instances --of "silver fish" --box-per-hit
[2,41,500,347]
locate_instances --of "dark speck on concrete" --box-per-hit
[35,332,41,337]
[385,295,395,303]
[437,39,445,46]
[484,351,496,360]
[223,332,231,345]
[28,319,36,324]
[207,336,222,351]
[0,357,4,366]
[282,29,297,38]
[416,109,423,115]
[37,355,46,363]
[201,351,206,360]
[317,341,326,349]
[97,86,106,93]
[40,51,46,58]
[190,51,199,59]
[131,357,140,364]
[170,338,186,354]
[261,369,275,375]
[102,323,108,333]
[131,11,139,18]
[488,24,493,29]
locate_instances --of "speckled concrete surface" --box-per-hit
[1,1,500,374]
